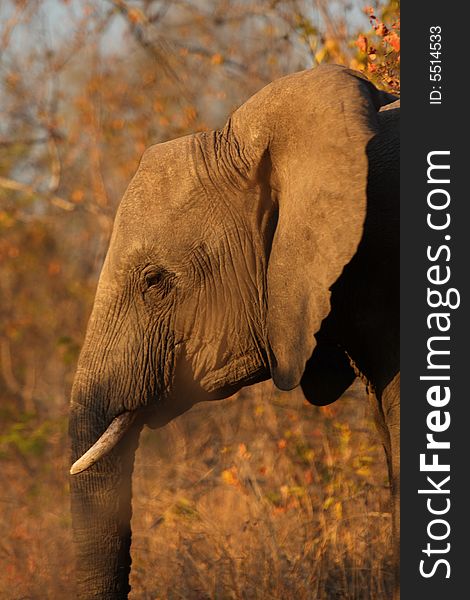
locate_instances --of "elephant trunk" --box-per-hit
[69,392,142,599]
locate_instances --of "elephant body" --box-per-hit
[69,65,399,599]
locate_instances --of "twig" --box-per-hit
[110,0,192,101]
[0,175,74,211]
[0,136,50,147]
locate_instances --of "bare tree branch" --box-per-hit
[0,175,74,211]
[110,0,193,102]
[0,136,50,147]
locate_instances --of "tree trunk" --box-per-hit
[69,400,141,599]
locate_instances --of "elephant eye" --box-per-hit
[145,270,164,289]
[142,267,174,294]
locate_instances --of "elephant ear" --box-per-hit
[230,65,395,390]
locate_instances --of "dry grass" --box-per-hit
[131,380,392,599]
[0,380,392,599]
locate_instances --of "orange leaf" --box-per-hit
[71,189,84,203]
[221,467,239,486]
[355,34,368,53]
[128,8,143,24]
[375,22,388,37]
[211,53,224,65]
[48,260,61,275]
[385,31,400,52]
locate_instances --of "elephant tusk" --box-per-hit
[70,411,137,475]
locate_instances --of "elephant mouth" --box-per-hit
[200,351,269,394]
[70,351,269,476]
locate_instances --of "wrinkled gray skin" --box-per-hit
[70,65,399,599]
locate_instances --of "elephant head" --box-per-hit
[69,65,396,598]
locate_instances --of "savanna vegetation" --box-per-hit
[0,1,399,598]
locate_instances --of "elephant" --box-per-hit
[69,64,399,599]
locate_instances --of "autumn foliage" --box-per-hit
[0,1,399,597]
[355,3,400,92]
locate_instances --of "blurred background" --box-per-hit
[0,1,399,598]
